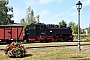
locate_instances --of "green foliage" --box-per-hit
[87,25,90,34]
[68,22,75,34]
[20,6,38,30]
[20,18,26,30]
[68,21,75,28]
[26,6,36,24]
[68,21,84,34]
[80,29,86,34]
[73,24,78,34]
[0,0,13,25]
[59,20,66,25]
[36,15,40,23]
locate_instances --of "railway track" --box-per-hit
[0,44,90,51]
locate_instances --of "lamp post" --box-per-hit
[76,1,82,51]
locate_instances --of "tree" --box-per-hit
[73,24,78,34]
[36,15,40,23]
[87,25,90,34]
[20,6,38,30]
[0,0,13,25]
[59,20,66,25]
[26,6,36,25]
[80,29,86,34]
[20,18,26,29]
[68,21,75,28]
[68,21,84,34]
[68,22,76,34]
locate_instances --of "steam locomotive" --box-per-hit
[24,23,73,42]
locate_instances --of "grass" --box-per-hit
[0,45,7,49]
[1,47,90,60]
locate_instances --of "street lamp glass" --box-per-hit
[76,1,82,10]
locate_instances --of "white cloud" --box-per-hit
[57,0,61,3]
[69,12,77,17]
[39,0,53,4]
[54,10,71,18]
[25,0,38,6]
[54,13,65,18]
[39,0,61,4]
[70,6,76,10]
[40,10,49,16]
[25,0,61,6]
[82,0,90,7]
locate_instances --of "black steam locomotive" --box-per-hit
[24,23,73,42]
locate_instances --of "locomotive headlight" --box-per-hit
[50,30,52,32]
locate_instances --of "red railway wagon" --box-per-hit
[0,25,23,43]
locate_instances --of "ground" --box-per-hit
[0,42,90,60]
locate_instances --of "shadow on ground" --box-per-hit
[9,54,33,58]
[71,56,90,60]
[78,58,90,60]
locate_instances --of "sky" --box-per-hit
[8,0,90,29]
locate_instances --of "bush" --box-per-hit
[4,42,26,57]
